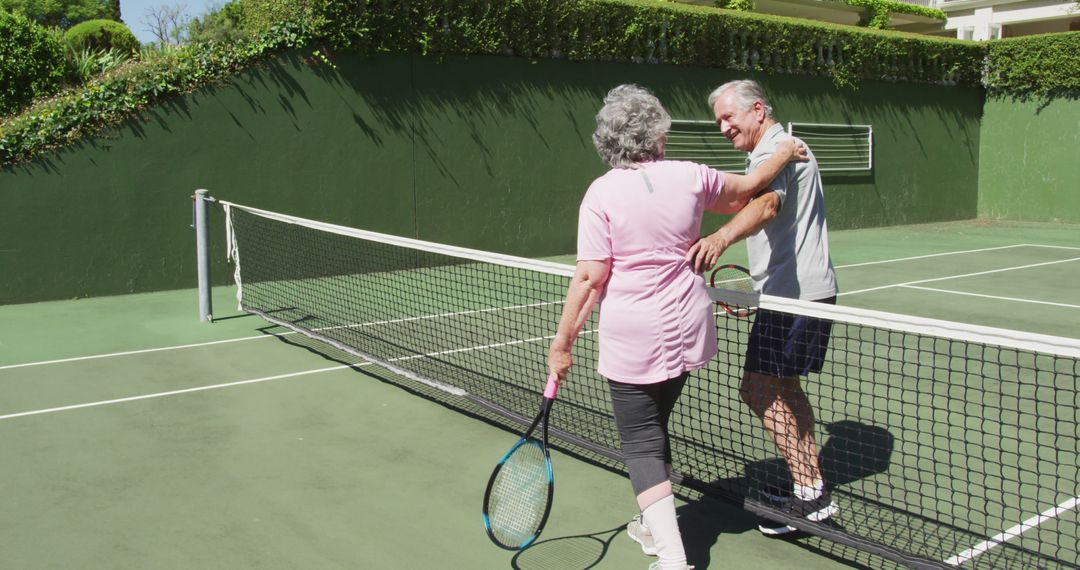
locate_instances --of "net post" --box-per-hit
[194,189,213,323]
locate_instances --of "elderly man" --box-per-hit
[688,79,839,535]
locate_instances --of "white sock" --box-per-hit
[794,480,825,501]
[641,495,687,569]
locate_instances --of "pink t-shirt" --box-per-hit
[577,160,726,384]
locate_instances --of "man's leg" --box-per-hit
[740,370,822,488]
[740,370,836,532]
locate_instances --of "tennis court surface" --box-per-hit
[2,203,1077,569]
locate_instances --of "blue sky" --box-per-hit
[121,0,219,43]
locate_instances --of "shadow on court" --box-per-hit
[677,495,759,568]
[256,323,900,569]
[673,420,896,569]
[511,525,624,570]
[743,420,896,494]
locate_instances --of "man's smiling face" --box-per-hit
[712,90,765,152]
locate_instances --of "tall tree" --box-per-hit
[185,1,245,44]
[142,3,188,45]
[105,0,119,22]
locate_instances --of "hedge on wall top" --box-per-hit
[3,0,1075,167]
[1,21,312,165]
[311,0,982,88]
[984,32,1080,100]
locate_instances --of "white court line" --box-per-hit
[0,364,356,421]
[1022,243,1080,251]
[840,257,1080,297]
[903,286,1080,309]
[0,299,564,371]
[0,334,280,371]
[0,325,601,421]
[834,244,1026,269]
[945,496,1080,566]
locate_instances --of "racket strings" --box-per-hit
[711,266,754,293]
[488,440,550,546]
[711,265,757,317]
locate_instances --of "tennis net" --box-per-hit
[219,199,1079,569]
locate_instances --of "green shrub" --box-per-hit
[238,0,320,32]
[713,0,755,12]
[0,10,66,116]
[846,0,945,29]
[985,32,1080,100]
[66,47,130,83]
[313,0,982,88]
[187,0,249,44]
[64,19,141,54]
[0,0,118,29]
[1,21,313,163]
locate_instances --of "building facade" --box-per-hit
[672,0,1079,40]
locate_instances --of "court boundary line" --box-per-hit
[839,256,1080,297]
[834,244,1026,269]
[0,334,282,371]
[1022,243,1080,251]
[0,364,356,421]
[944,495,1080,566]
[0,300,564,372]
[902,285,1080,309]
[833,242,1077,270]
[0,322,604,422]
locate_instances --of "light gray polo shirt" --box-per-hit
[745,123,838,300]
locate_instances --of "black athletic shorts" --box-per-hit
[744,296,836,378]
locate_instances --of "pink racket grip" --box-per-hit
[543,373,560,399]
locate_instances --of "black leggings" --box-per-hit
[608,372,688,496]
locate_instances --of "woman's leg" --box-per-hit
[609,373,690,568]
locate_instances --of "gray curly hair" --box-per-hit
[592,84,671,169]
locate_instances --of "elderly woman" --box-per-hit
[547,84,805,570]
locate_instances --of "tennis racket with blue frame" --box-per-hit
[482,374,560,550]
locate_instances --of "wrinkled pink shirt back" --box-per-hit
[577,160,725,384]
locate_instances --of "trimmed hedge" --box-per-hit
[984,32,1080,100]
[238,0,319,33]
[0,10,66,116]
[64,19,141,53]
[0,0,986,166]
[313,0,982,88]
[2,0,1074,167]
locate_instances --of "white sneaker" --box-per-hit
[627,514,658,556]
[647,562,694,570]
[758,491,839,536]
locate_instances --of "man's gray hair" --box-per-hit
[707,79,775,119]
[593,84,671,169]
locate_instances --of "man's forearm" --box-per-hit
[686,191,780,272]
[710,191,779,248]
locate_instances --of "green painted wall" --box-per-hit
[1,52,982,305]
[2,53,417,305]
[978,97,1080,223]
